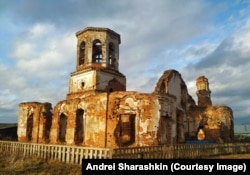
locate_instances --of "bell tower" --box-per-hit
[196,76,212,107]
[67,27,126,99]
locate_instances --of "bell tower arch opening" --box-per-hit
[92,39,102,63]
[108,42,115,67]
[79,41,85,66]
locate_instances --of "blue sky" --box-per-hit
[0,0,250,124]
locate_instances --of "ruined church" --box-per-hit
[17,27,234,148]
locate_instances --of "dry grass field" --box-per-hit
[0,151,81,175]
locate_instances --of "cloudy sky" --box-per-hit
[0,0,250,124]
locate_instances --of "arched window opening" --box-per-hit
[43,111,52,143]
[79,42,85,65]
[118,114,135,147]
[92,40,102,63]
[160,82,166,93]
[59,113,67,142]
[75,109,84,144]
[26,114,33,141]
[108,43,115,66]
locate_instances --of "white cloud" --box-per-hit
[1,0,250,124]
[11,42,35,60]
[29,23,55,38]
[11,23,75,80]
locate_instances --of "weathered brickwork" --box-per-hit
[196,76,212,107]
[18,102,52,143]
[17,27,234,148]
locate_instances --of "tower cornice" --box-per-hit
[76,27,121,44]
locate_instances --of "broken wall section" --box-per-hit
[17,102,52,143]
[153,69,197,143]
[203,105,234,142]
[50,93,108,147]
[106,91,162,147]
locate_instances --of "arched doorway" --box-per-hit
[58,113,67,142]
[26,114,33,141]
[75,109,84,144]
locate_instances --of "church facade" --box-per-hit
[17,27,234,148]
